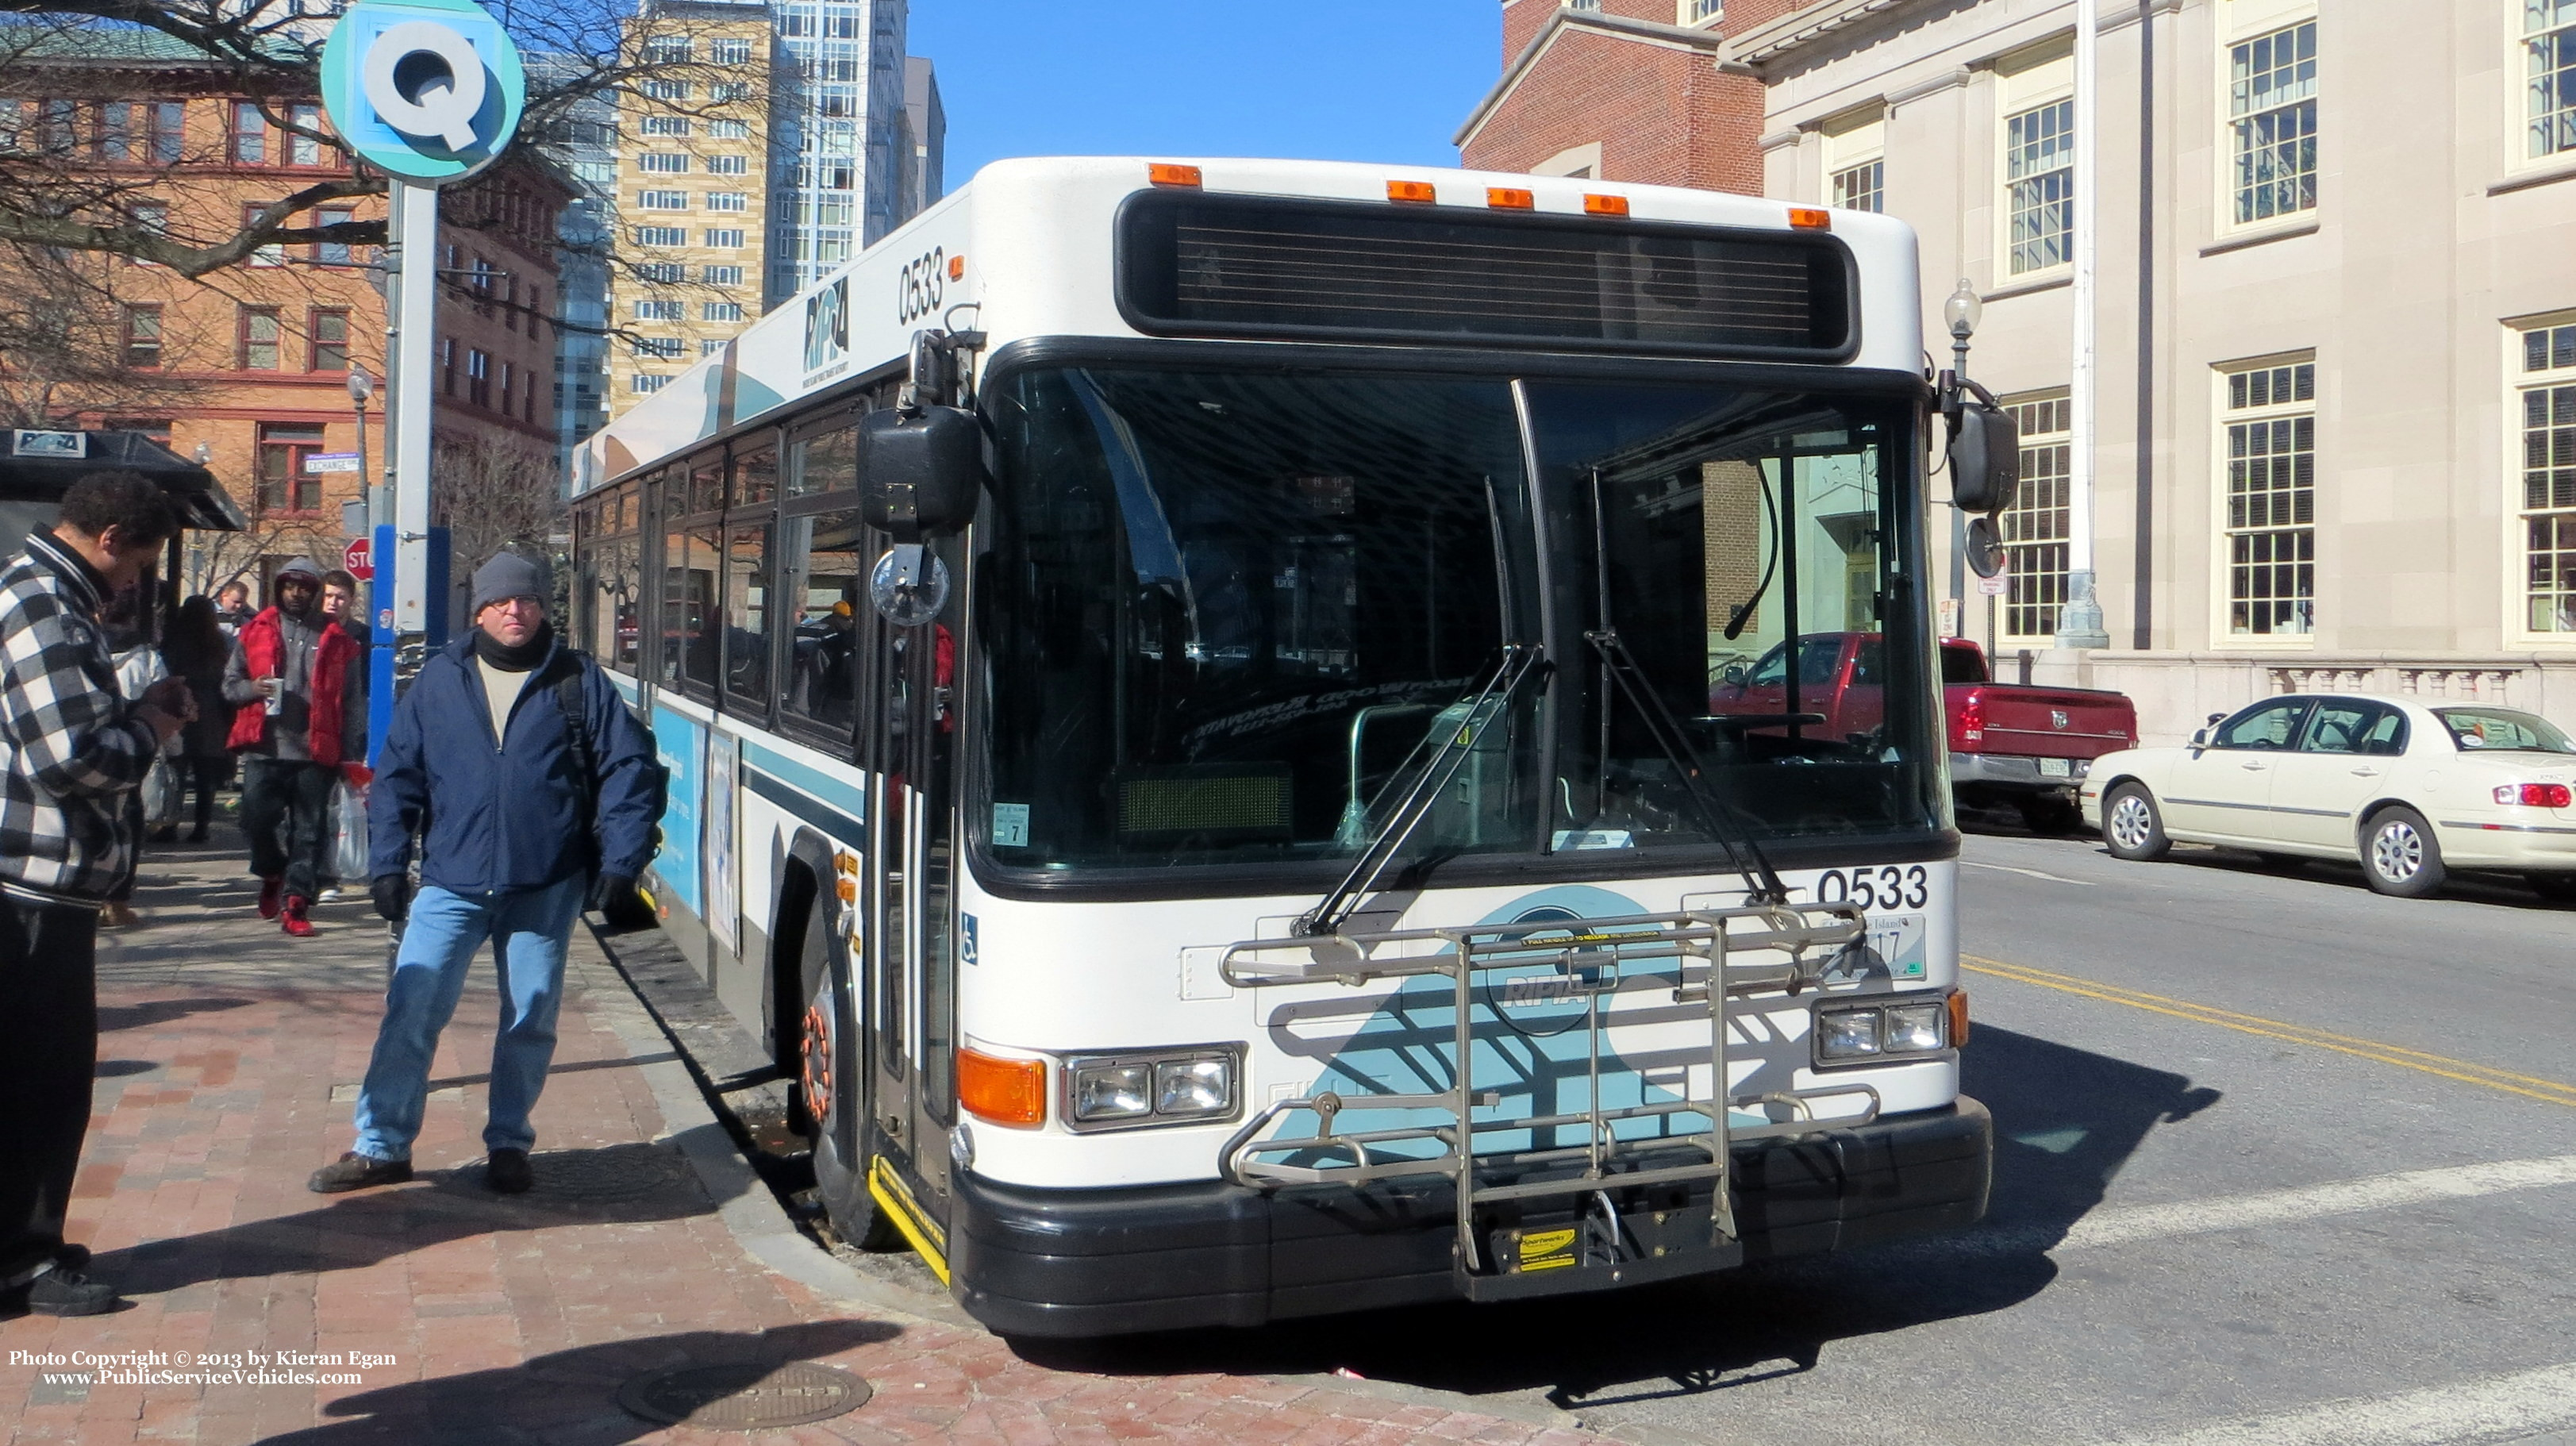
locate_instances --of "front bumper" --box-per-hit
[948,1098,1993,1337]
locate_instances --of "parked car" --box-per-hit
[1709,633,2138,833]
[2078,692,2576,899]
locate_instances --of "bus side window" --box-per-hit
[782,510,864,730]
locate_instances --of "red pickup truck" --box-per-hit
[1709,633,2138,833]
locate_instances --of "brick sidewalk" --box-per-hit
[1,842,1609,1446]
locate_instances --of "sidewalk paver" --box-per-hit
[1,841,1608,1446]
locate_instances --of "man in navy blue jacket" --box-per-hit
[312,553,659,1195]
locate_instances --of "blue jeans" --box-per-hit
[351,875,586,1161]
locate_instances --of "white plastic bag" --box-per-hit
[332,779,371,882]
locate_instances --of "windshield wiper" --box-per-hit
[1297,643,1546,937]
[1583,628,1790,906]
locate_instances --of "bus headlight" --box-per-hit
[1063,1047,1240,1131]
[1071,1063,1152,1122]
[1813,995,1953,1067]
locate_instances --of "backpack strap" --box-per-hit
[552,657,602,867]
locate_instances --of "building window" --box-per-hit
[633,374,669,394]
[711,39,753,63]
[2228,21,2318,225]
[2518,321,2576,632]
[638,190,689,210]
[636,261,686,282]
[2005,98,2075,274]
[707,191,748,211]
[309,308,349,371]
[121,303,162,368]
[634,226,687,249]
[243,204,283,265]
[701,338,726,357]
[1997,394,2071,638]
[2530,2,2576,158]
[703,228,744,248]
[230,101,265,163]
[702,264,744,286]
[708,120,751,140]
[1832,160,1882,213]
[639,116,691,137]
[238,306,281,369]
[128,201,167,264]
[148,101,183,163]
[643,35,692,63]
[287,103,325,166]
[635,298,683,320]
[639,152,689,172]
[256,423,325,513]
[706,155,749,176]
[710,82,752,102]
[1679,0,1722,22]
[313,205,355,264]
[499,360,514,417]
[2221,359,2317,636]
[704,301,744,321]
[440,337,456,395]
[632,337,684,359]
[640,79,690,101]
[468,348,490,407]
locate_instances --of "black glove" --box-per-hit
[371,875,411,923]
[589,872,636,913]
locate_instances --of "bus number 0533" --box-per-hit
[898,248,945,324]
[1813,865,1929,911]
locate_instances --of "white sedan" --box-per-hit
[2077,693,2576,899]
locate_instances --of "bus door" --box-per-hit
[862,530,964,1224]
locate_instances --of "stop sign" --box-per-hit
[344,536,372,580]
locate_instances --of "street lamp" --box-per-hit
[1943,278,1982,378]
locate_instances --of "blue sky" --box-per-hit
[905,2,1500,189]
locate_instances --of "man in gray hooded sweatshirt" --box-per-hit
[223,557,365,936]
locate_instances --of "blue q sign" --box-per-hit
[320,0,525,183]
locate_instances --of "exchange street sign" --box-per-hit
[303,452,362,474]
[319,0,525,183]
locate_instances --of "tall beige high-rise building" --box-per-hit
[608,2,782,417]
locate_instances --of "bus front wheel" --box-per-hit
[797,889,902,1251]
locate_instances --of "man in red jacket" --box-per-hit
[224,558,364,937]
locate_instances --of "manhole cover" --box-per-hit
[616,1361,871,1429]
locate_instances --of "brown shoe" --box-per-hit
[99,902,138,930]
[307,1152,412,1194]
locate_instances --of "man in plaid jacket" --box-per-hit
[0,473,193,1319]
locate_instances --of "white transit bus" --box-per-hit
[572,156,2005,1336]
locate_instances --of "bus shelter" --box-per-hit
[0,429,248,627]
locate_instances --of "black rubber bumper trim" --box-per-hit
[949,1097,1994,1337]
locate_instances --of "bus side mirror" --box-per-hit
[859,405,983,542]
[1947,404,2020,514]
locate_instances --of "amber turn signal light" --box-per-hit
[959,1048,1048,1126]
[1486,187,1534,210]
[946,253,965,281]
[1583,193,1629,216]
[1947,989,1970,1048]
[1386,179,1438,203]
[1148,163,1202,188]
[1788,206,1833,229]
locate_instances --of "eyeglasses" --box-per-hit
[483,596,545,614]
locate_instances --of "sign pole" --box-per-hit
[392,178,437,640]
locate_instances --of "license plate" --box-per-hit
[2039,756,2072,778]
[1865,913,1928,981]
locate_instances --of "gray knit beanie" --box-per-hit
[469,552,548,615]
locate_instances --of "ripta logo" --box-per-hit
[803,275,849,377]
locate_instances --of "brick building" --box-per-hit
[1455,0,1801,191]
[0,29,567,600]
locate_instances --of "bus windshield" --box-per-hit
[977,363,1940,877]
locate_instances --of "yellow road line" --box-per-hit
[1962,955,2576,1109]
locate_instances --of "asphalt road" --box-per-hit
[1036,821,2576,1446]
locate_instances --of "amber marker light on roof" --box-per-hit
[1788,206,1834,229]
[1386,179,1438,203]
[1583,194,1630,217]
[1148,163,1202,187]
[947,254,964,281]
[1486,187,1534,210]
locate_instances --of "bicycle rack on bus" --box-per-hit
[1216,902,1879,1301]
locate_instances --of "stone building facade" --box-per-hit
[1734,0,2576,741]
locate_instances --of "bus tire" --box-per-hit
[795,890,902,1251]
[2101,783,2170,861]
